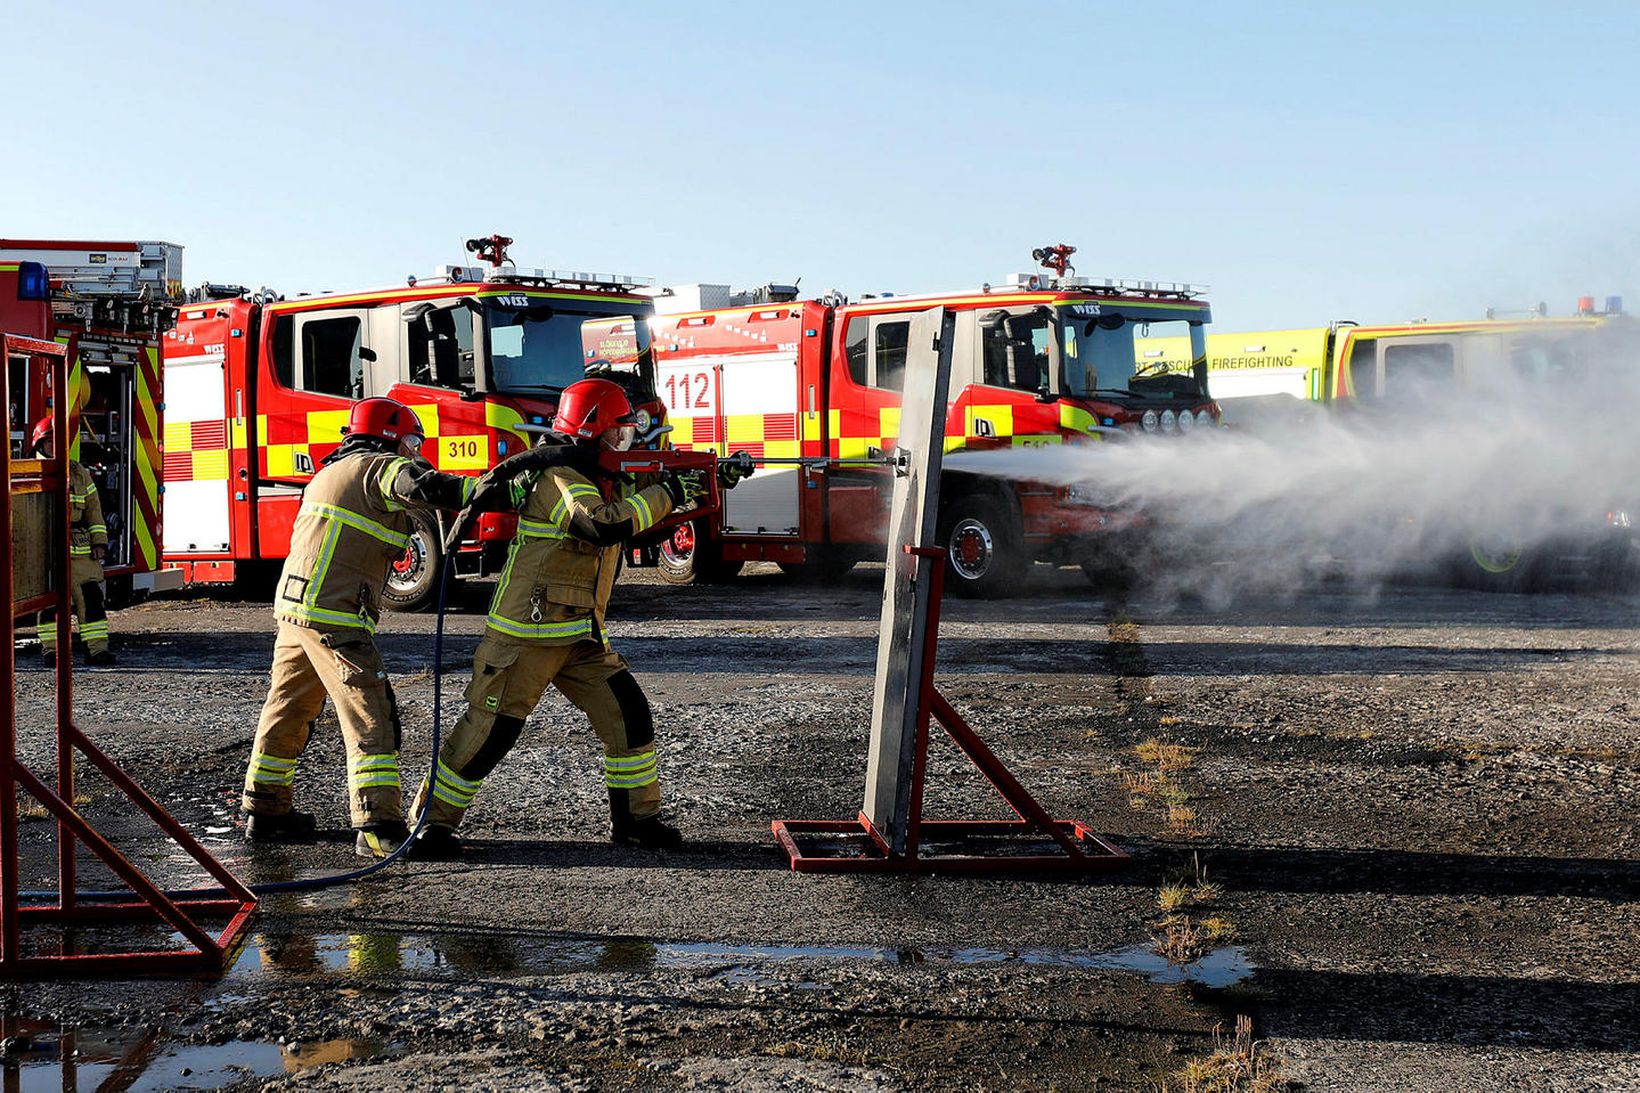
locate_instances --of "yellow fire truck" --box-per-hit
[1177,297,1635,588]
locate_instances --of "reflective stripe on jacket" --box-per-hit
[274,452,474,632]
[485,465,673,645]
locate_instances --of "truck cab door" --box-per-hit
[274,308,374,474]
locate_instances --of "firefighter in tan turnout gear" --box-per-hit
[31,418,115,667]
[408,378,706,859]
[241,397,600,859]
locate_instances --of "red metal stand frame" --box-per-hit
[2,333,256,975]
[772,545,1130,873]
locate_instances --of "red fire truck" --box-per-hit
[2,240,183,604]
[161,237,667,610]
[646,251,1218,595]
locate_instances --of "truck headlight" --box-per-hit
[1160,409,1177,432]
[1141,409,1159,433]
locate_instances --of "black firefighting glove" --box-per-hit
[661,469,708,508]
[717,451,754,490]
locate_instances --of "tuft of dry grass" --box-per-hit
[1159,782,1191,807]
[1200,916,1238,943]
[1168,1015,1285,1092]
[1155,915,1208,965]
[1158,883,1190,912]
[1167,804,1203,837]
[19,791,93,821]
[1139,738,1198,772]
[1158,714,1182,727]
[1192,881,1223,904]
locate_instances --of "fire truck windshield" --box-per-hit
[1060,315,1209,401]
[483,301,651,394]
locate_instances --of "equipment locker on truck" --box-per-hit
[1,240,182,605]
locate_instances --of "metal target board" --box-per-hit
[862,307,955,852]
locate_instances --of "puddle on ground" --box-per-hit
[0,1017,391,1092]
[230,930,1252,989]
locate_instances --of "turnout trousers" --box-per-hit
[243,621,404,827]
[412,634,659,829]
[36,575,109,655]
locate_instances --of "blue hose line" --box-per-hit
[20,543,460,903]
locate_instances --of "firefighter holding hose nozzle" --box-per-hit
[241,397,604,858]
[407,377,714,859]
[30,418,114,667]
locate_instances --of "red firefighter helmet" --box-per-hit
[346,398,424,444]
[552,378,638,441]
[30,416,53,452]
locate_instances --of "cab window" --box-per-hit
[1383,342,1455,393]
[1346,338,1378,398]
[299,316,363,398]
[407,305,475,390]
[980,309,1051,394]
[843,316,869,385]
[271,315,295,388]
[873,320,910,392]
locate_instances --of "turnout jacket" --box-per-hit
[275,452,473,633]
[68,462,108,583]
[486,465,673,645]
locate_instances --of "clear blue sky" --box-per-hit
[5,1,1636,329]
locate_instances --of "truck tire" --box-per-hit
[1456,535,1540,593]
[383,510,450,612]
[938,494,1026,598]
[657,519,743,585]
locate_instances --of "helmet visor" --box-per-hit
[601,425,637,452]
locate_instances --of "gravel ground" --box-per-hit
[5,562,1639,1090]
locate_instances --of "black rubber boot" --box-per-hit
[244,810,318,844]
[611,814,684,851]
[407,824,464,861]
[354,820,410,860]
[41,650,55,668]
[86,650,116,667]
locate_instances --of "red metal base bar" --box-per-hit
[772,816,1128,874]
[772,543,1129,874]
[2,333,257,977]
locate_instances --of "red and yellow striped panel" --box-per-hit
[131,345,163,570]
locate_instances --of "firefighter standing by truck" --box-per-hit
[31,418,115,667]
[241,397,600,858]
[408,378,709,858]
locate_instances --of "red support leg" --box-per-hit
[1,334,257,977]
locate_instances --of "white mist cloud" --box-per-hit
[946,323,1640,601]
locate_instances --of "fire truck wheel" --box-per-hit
[938,495,1026,598]
[1456,536,1541,593]
[383,510,448,612]
[657,519,743,585]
